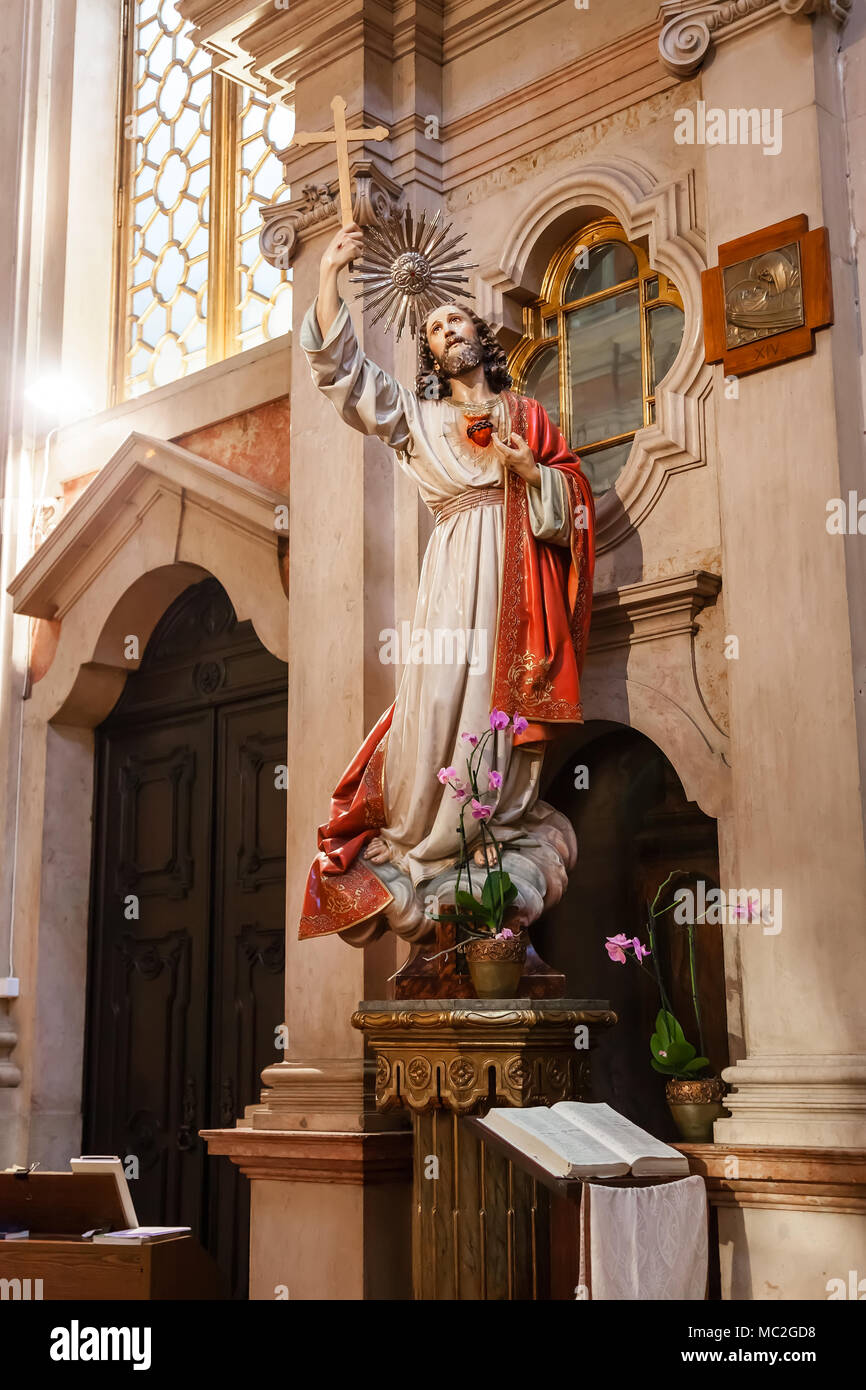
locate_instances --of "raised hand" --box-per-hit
[322,221,365,273]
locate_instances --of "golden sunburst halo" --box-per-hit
[349,206,477,341]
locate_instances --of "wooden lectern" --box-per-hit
[352,998,617,1300]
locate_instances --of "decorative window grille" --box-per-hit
[117,0,293,401]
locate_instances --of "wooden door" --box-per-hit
[84,579,287,1298]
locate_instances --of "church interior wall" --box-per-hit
[439,0,662,128]
[1,0,864,1300]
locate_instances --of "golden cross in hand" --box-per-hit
[291,96,389,228]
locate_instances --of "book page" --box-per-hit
[479,1106,630,1178]
[552,1103,688,1175]
[70,1156,140,1228]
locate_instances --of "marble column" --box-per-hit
[697,8,866,1298]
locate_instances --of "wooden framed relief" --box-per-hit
[701,214,832,376]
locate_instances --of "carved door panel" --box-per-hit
[84,578,287,1300]
[86,712,214,1235]
[207,697,287,1295]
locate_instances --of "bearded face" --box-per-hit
[425,305,483,378]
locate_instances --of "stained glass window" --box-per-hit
[119,0,293,400]
[511,219,684,497]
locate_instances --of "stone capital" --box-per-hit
[260,161,404,269]
[657,0,852,78]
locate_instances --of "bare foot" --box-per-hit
[473,844,499,868]
[364,836,393,865]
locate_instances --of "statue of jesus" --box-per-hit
[298,221,595,947]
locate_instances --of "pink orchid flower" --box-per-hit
[633,938,651,961]
[488,769,503,790]
[452,783,468,801]
[489,709,510,731]
[495,927,514,941]
[658,1050,668,1059]
[437,766,457,784]
[470,799,492,820]
[733,898,759,921]
[461,732,478,747]
[513,715,529,735]
[604,933,631,964]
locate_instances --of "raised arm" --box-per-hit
[303,223,413,452]
[316,222,365,338]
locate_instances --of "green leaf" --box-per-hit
[683,1056,711,1074]
[668,1013,688,1045]
[654,1010,673,1048]
[650,1038,695,1069]
[481,870,516,911]
[650,1058,675,1076]
[454,891,495,929]
[454,890,480,912]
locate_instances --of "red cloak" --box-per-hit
[299,392,595,940]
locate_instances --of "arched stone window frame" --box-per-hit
[476,158,711,553]
[509,215,685,498]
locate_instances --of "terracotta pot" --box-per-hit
[463,935,527,1000]
[665,1076,727,1143]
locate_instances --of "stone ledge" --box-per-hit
[200,1126,413,1184]
[676,1142,866,1213]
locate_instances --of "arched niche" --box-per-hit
[536,722,729,1143]
[477,157,712,552]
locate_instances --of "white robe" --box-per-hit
[302,298,577,942]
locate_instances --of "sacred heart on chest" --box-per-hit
[465,414,494,449]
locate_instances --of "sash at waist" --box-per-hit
[432,485,505,526]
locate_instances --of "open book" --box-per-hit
[476,1102,689,1179]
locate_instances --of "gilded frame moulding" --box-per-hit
[478,158,712,554]
[352,1005,617,1115]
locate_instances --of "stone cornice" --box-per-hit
[179,0,398,98]
[200,1127,413,1183]
[657,0,852,79]
[441,0,561,60]
[440,21,671,196]
[179,0,569,94]
[677,1142,866,1212]
[8,433,288,623]
[590,570,722,652]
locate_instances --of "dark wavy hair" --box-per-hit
[415,307,513,400]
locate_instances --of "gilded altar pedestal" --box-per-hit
[352,999,616,1300]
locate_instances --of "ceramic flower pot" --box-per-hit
[463,935,527,1000]
[665,1076,727,1142]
